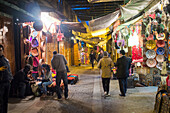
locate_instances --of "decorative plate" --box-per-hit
[146,40,156,50]
[156,55,164,62]
[146,50,156,59]
[156,33,165,40]
[156,40,165,47]
[146,58,157,68]
[156,47,165,55]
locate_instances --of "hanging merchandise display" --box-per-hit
[132,45,142,61]
[117,39,125,47]
[146,34,154,40]
[57,25,64,41]
[161,61,167,75]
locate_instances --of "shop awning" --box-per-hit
[116,15,143,32]
[89,10,120,31]
[61,22,87,33]
[120,0,161,22]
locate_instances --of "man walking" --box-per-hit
[51,51,68,100]
[97,49,103,62]
[115,50,131,97]
[97,51,113,96]
[90,50,96,69]
[0,44,13,113]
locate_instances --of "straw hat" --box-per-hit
[33,20,43,31]
[30,47,39,57]
[31,37,39,48]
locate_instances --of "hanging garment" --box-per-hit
[161,61,167,75]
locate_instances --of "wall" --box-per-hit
[0,13,15,75]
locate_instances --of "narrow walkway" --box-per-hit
[8,65,157,113]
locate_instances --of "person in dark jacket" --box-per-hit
[0,44,13,113]
[13,64,32,98]
[115,50,131,97]
[90,50,96,69]
[97,49,104,62]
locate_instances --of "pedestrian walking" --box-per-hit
[97,49,104,62]
[51,51,68,100]
[89,50,96,69]
[97,51,113,97]
[115,50,131,97]
[0,44,13,113]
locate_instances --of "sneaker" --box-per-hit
[106,93,110,97]
[65,97,69,100]
[54,97,62,101]
[119,94,126,97]
[41,94,47,98]
[102,92,107,97]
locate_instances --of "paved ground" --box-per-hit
[8,65,158,113]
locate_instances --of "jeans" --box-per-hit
[18,82,26,98]
[118,78,127,95]
[42,81,53,94]
[102,78,110,94]
[0,82,10,113]
[32,73,38,80]
[91,60,94,68]
[56,71,68,99]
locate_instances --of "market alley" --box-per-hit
[8,65,157,113]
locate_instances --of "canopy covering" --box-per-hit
[74,0,162,46]
[89,10,120,31]
[88,0,124,3]
[120,0,161,22]
[61,22,87,33]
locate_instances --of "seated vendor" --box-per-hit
[13,64,33,98]
[41,64,53,97]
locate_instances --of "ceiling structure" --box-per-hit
[65,0,125,21]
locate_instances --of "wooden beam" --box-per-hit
[67,1,123,5]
